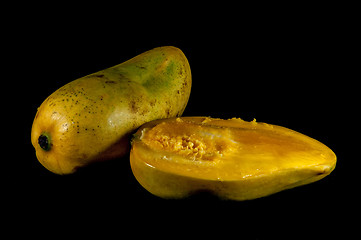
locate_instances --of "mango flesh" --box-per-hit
[31,46,191,174]
[130,117,336,200]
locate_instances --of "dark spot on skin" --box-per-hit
[130,100,138,113]
[150,99,156,107]
[105,80,116,84]
[95,74,105,78]
[139,107,149,116]
[116,73,126,80]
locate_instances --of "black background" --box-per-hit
[4,4,356,239]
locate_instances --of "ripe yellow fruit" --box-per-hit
[31,47,191,174]
[130,117,336,200]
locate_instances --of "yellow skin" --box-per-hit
[31,46,191,174]
[130,117,336,200]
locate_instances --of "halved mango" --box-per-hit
[130,117,336,200]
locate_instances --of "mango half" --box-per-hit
[31,46,191,174]
[130,117,336,200]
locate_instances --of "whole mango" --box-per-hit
[31,46,191,174]
[130,117,336,200]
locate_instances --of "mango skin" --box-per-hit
[130,117,336,200]
[31,46,191,174]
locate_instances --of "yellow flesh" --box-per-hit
[139,117,335,181]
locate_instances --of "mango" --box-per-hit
[130,117,336,200]
[31,46,191,174]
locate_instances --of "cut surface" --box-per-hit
[141,118,235,161]
[136,117,336,181]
